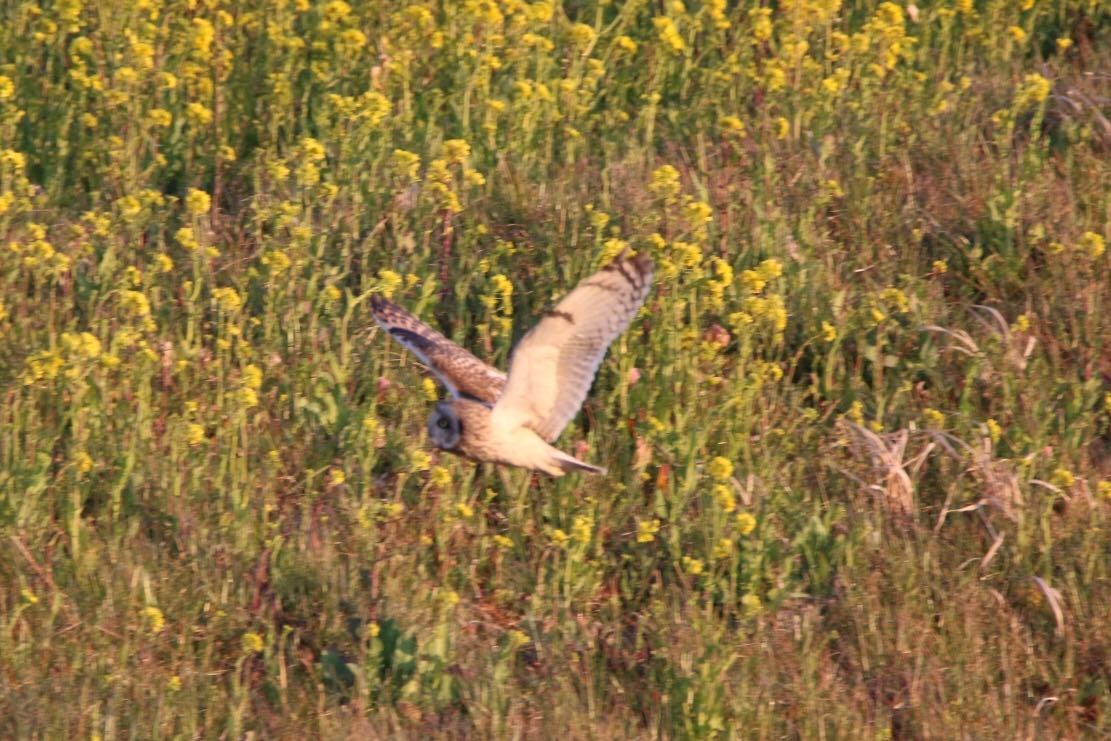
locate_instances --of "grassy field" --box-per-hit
[1,0,1110,737]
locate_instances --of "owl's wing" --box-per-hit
[371,295,506,405]
[491,251,654,442]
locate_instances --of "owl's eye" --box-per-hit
[437,417,451,430]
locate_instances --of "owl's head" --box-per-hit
[427,401,463,450]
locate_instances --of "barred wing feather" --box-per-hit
[492,252,653,442]
[370,295,506,405]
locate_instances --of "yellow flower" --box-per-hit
[1079,232,1105,259]
[212,287,242,312]
[420,465,448,488]
[1098,481,1111,500]
[572,514,594,545]
[741,592,762,615]
[615,35,638,54]
[0,75,14,100]
[774,116,790,140]
[1051,467,1075,489]
[237,387,258,408]
[378,269,402,298]
[720,115,745,135]
[708,456,734,480]
[682,556,704,575]
[713,538,733,560]
[23,350,63,385]
[1007,26,1027,44]
[648,165,681,202]
[191,18,215,55]
[154,254,174,273]
[463,168,486,187]
[821,321,837,342]
[550,528,570,547]
[922,407,945,429]
[300,137,326,163]
[142,606,165,633]
[985,418,1002,443]
[167,676,182,692]
[116,195,142,219]
[736,512,756,536]
[422,377,438,401]
[21,587,38,605]
[636,518,661,543]
[653,16,685,53]
[1056,37,1072,51]
[146,108,172,127]
[62,331,102,360]
[338,27,367,51]
[392,149,421,181]
[74,451,94,474]
[176,227,199,251]
[749,8,772,42]
[186,423,205,446]
[757,258,782,281]
[186,102,213,126]
[119,290,151,318]
[0,149,26,172]
[568,22,595,48]
[443,139,471,165]
[409,450,431,472]
[1014,73,1050,110]
[713,483,736,512]
[493,534,513,549]
[185,188,211,215]
[241,632,264,653]
[241,364,263,390]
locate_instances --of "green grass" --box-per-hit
[1,0,1110,737]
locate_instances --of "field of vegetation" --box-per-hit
[1,0,1109,736]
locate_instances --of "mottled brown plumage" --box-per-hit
[369,294,505,405]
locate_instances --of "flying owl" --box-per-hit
[371,251,654,476]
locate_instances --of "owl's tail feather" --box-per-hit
[552,451,607,476]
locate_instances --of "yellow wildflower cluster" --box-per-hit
[708,456,734,480]
[654,17,685,54]
[636,518,661,543]
[1013,73,1051,111]
[648,165,682,204]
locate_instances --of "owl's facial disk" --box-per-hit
[427,402,463,450]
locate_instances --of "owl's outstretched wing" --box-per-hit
[371,295,506,406]
[490,251,654,442]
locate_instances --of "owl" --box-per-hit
[371,251,654,476]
